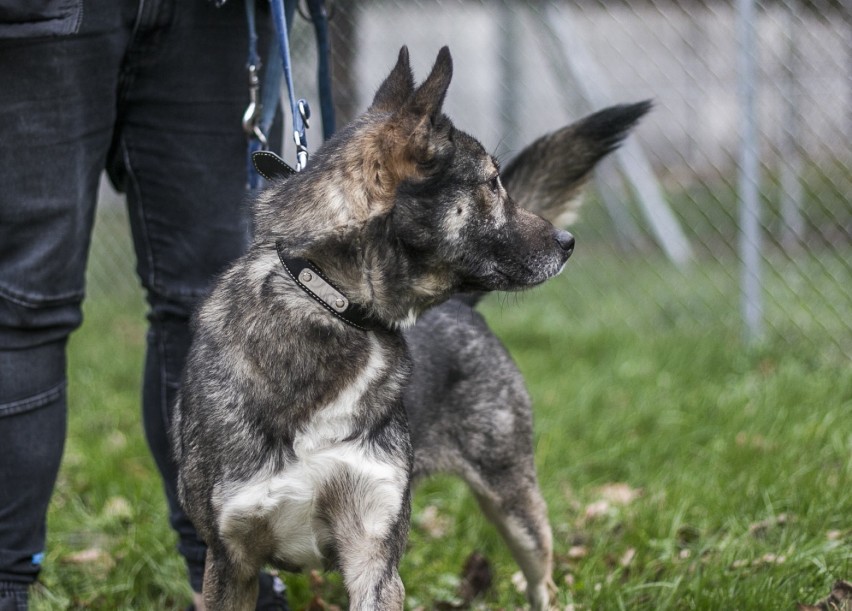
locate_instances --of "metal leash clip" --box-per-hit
[242,63,268,149]
[294,99,311,171]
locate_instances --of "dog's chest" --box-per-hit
[214,334,408,569]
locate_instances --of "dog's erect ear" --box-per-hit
[407,46,453,120]
[501,101,652,227]
[399,46,453,166]
[370,46,415,113]
[360,48,454,203]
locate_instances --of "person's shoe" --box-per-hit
[185,572,289,611]
[256,573,290,611]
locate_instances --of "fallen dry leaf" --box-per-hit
[583,500,611,520]
[748,513,790,537]
[61,547,115,577]
[458,551,492,604]
[63,548,112,566]
[730,553,786,570]
[797,580,852,611]
[309,569,325,589]
[620,548,636,567]
[417,504,450,539]
[103,496,133,521]
[305,595,328,611]
[597,483,642,505]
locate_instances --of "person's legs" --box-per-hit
[106,0,280,597]
[0,3,135,607]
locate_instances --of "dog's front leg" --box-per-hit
[321,468,411,610]
[345,563,405,611]
[333,500,409,611]
[202,544,260,611]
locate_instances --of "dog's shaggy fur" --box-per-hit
[172,46,583,610]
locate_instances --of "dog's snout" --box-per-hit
[555,230,575,257]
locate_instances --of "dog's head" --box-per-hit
[362,47,576,299]
[256,47,587,325]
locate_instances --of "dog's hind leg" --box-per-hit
[465,467,556,610]
[202,544,260,611]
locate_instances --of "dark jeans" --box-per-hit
[0,0,274,601]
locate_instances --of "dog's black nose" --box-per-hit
[555,230,575,257]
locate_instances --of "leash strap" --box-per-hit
[270,0,310,172]
[244,0,290,190]
[305,0,336,140]
[244,0,336,188]
[244,0,307,191]
[275,240,390,333]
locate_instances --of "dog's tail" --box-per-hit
[501,101,652,228]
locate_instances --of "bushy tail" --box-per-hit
[501,101,652,228]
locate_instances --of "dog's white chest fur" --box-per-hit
[212,335,406,569]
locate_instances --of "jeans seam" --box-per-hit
[0,381,66,418]
[121,137,158,293]
[156,325,170,443]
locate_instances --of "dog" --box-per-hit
[244,98,647,609]
[404,100,650,609]
[172,45,585,611]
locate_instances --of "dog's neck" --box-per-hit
[288,234,451,331]
[275,241,394,333]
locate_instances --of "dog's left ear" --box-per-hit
[401,46,453,165]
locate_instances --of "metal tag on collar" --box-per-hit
[297,267,349,313]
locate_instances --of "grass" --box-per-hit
[28,237,852,610]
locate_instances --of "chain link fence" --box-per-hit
[89,0,852,353]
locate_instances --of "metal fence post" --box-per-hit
[737,0,764,342]
[780,0,805,248]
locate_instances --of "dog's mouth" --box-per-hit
[487,230,575,291]
[468,251,572,293]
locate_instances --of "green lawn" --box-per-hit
[30,246,851,610]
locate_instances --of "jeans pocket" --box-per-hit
[0,0,83,39]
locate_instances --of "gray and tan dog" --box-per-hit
[173,44,648,610]
[406,101,649,609]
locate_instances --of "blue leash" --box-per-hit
[269,0,310,172]
[243,0,284,189]
[243,0,334,189]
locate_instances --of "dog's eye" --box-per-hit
[488,176,500,193]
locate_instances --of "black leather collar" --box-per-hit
[275,240,390,333]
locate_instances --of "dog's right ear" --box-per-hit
[406,46,453,121]
[398,46,454,166]
[370,46,415,113]
[360,48,455,207]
